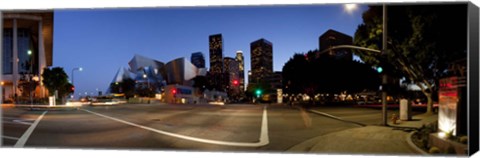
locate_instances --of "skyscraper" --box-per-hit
[319,29,353,61]
[209,34,224,91]
[250,38,273,84]
[223,58,239,86]
[190,52,205,68]
[235,51,245,91]
[209,34,223,74]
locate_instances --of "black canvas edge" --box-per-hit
[468,1,479,156]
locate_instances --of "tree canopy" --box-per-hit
[109,78,136,99]
[354,4,467,113]
[42,67,74,100]
[282,50,381,99]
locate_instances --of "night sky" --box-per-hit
[52,4,368,96]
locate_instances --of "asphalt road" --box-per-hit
[2,103,413,152]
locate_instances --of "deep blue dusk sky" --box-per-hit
[53,4,369,96]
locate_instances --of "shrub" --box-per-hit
[459,136,468,144]
[429,146,441,154]
[444,146,456,154]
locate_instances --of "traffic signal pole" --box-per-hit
[316,4,388,126]
[381,74,388,126]
[381,4,388,126]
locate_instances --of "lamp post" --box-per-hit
[326,3,388,126]
[319,44,388,126]
[143,73,151,90]
[344,4,358,14]
[71,67,83,99]
[27,50,33,105]
[381,3,388,126]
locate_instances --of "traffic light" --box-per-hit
[376,67,383,73]
[71,86,75,92]
[233,80,239,86]
[255,89,262,96]
[172,89,177,95]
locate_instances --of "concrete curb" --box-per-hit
[309,110,366,127]
[406,131,430,156]
[285,135,325,152]
[14,105,81,111]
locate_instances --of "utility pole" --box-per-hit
[381,4,388,126]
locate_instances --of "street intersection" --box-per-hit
[2,103,418,154]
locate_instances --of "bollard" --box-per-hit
[400,99,412,121]
[391,114,399,124]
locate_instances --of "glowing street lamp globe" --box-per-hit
[344,4,358,14]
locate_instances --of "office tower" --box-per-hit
[319,29,353,61]
[190,52,205,68]
[235,51,245,91]
[250,38,273,84]
[209,34,224,91]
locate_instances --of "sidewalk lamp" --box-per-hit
[338,3,388,126]
[143,74,150,89]
[381,3,388,126]
[344,4,358,14]
[71,67,83,99]
[28,50,33,105]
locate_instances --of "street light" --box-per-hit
[28,50,33,105]
[318,4,388,126]
[71,67,83,99]
[381,3,388,126]
[344,4,358,14]
[143,73,149,87]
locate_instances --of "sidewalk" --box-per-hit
[388,113,438,129]
[287,113,438,155]
[2,104,82,110]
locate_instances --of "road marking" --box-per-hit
[81,106,269,147]
[309,110,365,127]
[13,119,33,125]
[2,135,20,140]
[2,117,34,125]
[14,111,48,148]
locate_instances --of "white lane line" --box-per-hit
[13,119,33,125]
[81,106,269,147]
[14,111,48,148]
[2,135,20,140]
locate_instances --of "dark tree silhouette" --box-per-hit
[282,50,381,102]
[109,78,136,99]
[42,67,74,103]
[354,5,467,114]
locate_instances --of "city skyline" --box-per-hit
[52,4,368,95]
[1,2,476,156]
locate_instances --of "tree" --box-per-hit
[192,75,210,93]
[42,67,74,103]
[17,72,39,99]
[109,78,136,99]
[282,50,381,103]
[354,5,467,114]
[135,85,156,97]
